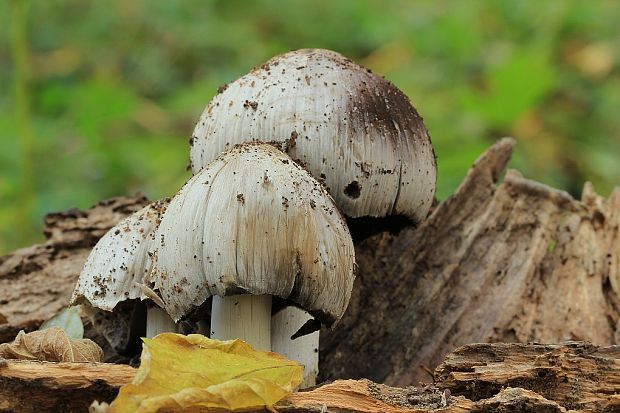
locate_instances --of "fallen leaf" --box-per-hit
[40,306,84,339]
[0,327,102,362]
[109,333,303,412]
[0,312,7,324]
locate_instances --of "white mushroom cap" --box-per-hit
[70,200,168,311]
[190,48,436,221]
[150,143,356,325]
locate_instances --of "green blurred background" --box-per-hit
[2,0,620,254]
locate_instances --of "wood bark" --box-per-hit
[434,341,620,412]
[2,342,618,412]
[1,139,620,388]
[320,138,620,385]
[0,195,149,328]
[0,359,135,412]
[0,196,149,353]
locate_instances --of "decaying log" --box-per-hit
[278,380,474,413]
[434,341,620,412]
[321,138,620,385]
[0,196,148,329]
[0,360,467,413]
[0,360,135,412]
[2,342,618,412]
[0,196,149,352]
[1,139,620,390]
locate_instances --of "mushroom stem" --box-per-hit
[210,294,271,351]
[272,306,319,388]
[146,307,177,338]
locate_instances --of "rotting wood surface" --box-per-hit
[2,342,618,412]
[435,341,620,412]
[0,196,149,329]
[1,139,620,388]
[0,196,149,351]
[320,138,620,385]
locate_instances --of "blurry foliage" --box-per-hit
[1,0,620,254]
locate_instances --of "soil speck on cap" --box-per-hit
[344,181,361,199]
[288,130,298,149]
[243,100,258,110]
[216,83,228,94]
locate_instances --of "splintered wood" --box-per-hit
[0,196,149,346]
[1,140,620,412]
[0,360,135,412]
[434,342,620,412]
[1,342,618,412]
[0,196,149,329]
[321,138,620,385]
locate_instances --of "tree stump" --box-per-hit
[321,138,620,385]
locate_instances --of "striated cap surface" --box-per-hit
[151,143,356,325]
[71,200,168,311]
[190,48,436,221]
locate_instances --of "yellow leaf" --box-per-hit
[0,327,102,362]
[109,333,303,412]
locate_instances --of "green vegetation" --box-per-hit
[2,0,620,254]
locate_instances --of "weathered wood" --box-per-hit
[279,380,473,413]
[0,196,149,351]
[0,360,135,413]
[0,361,468,413]
[0,364,558,413]
[320,138,620,385]
[2,139,620,391]
[469,388,567,413]
[435,341,620,412]
[0,196,148,328]
[4,342,619,412]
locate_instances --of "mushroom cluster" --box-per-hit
[72,48,436,388]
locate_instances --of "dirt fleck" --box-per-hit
[243,100,258,110]
[236,193,245,205]
[356,162,371,178]
[287,130,298,149]
[216,83,229,95]
[344,181,361,199]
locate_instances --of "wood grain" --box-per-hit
[320,138,620,385]
[4,342,618,412]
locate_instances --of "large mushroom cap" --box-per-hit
[190,48,436,221]
[70,200,168,311]
[150,142,356,326]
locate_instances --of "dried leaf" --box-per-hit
[109,333,303,412]
[39,306,84,339]
[0,312,7,324]
[0,327,102,362]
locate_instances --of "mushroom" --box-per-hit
[70,199,177,340]
[189,49,436,386]
[149,142,355,384]
[189,48,437,223]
